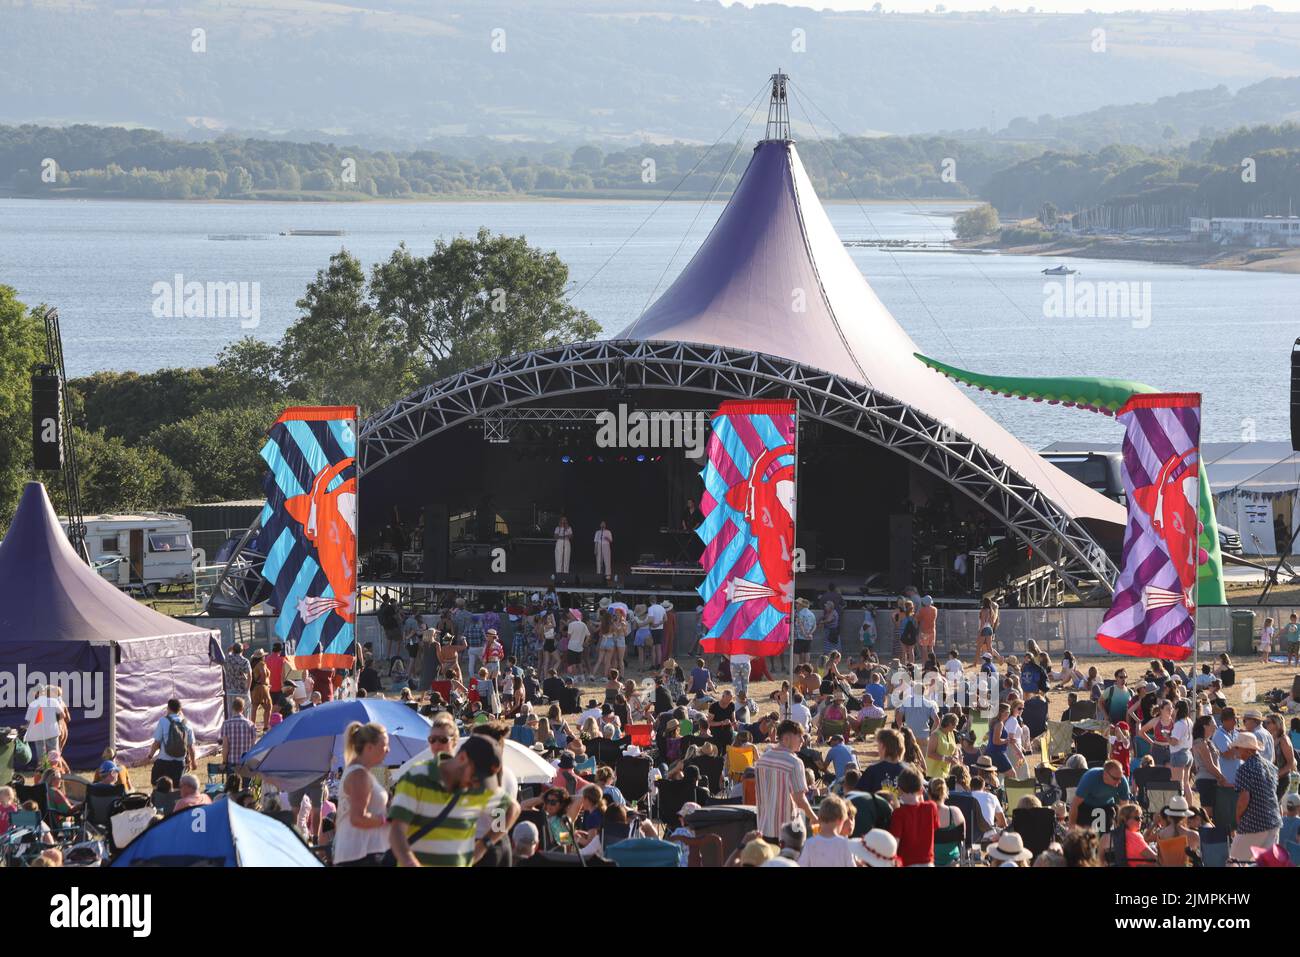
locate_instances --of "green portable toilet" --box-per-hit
[1230,609,1256,657]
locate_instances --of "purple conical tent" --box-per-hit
[0,482,223,768]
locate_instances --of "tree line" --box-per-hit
[0,124,1030,201]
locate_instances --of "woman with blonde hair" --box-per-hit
[334,721,390,866]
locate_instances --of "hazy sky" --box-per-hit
[740,0,1300,12]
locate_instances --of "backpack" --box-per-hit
[163,715,188,757]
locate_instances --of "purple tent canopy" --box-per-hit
[0,482,223,768]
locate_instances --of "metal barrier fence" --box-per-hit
[178,605,1280,662]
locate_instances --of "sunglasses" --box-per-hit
[429,735,451,744]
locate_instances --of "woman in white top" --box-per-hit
[593,521,613,582]
[334,721,391,866]
[1166,699,1194,797]
[554,516,573,573]
[1004,700,1030,781]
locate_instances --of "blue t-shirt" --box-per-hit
[688,667,711,694]
[859,760,904,793]
[864,682,889,709]
[1280,815,1300,846]
[1074,767,1131,807]
[825,743,855,779]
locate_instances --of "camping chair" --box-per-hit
[1051,767,1085,806]
[206,762,235,791]
[150,790,181,817]
[1004,778,1037,810]
[603,837,684,867]
[1022,697,1049,739]
[685,754,725,794]
[1068,700,1098,722]
[1037,734,1057,770]
[625,724,653,748]
[589,738,624,768]
[599,819,634,850]
[15,781,47,816]
[670,833,725,868]
[1074,731,1109,768]
[1046,720,1075,762]
[1132,766,1172,808]
[83,782,125,832]
[1285,841,1300,868]
[654,778,696,826]
[1198,827,1229,868]
[946,793,981,851]
[818,718,849,743]
[1011,806,1056,858]
[726,744,758,783]
[742,776,756,805]
[61,775,91,806]
[1157,835,1189,868]
[1142,782,1182,822]
[615,754,654,806]
[514,810,554,852]
[856,716,886,744]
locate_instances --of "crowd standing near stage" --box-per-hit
[4,587,1300,868]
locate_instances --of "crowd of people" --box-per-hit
[3,587,1299,869]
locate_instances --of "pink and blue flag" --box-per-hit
[1096,393,1204,661]
[697,400,797,657]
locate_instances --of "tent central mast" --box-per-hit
[765,71,790,141]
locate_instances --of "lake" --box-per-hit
[2,196,1296,445]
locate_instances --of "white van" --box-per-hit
[62,513,198,595]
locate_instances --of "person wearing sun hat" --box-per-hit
[854,828,900,867]
[793,597,816,667]
[1148,793,1199,857]
[987,830,1034,866]
[739,836,780,866]
[1229,730,1282,861]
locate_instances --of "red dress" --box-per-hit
[889,800,939,866]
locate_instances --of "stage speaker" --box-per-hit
[554,572,576,587]
[624,574,649,589]
[422,504,449,582]
[825,557,846,572]
[888,514,913,591]
[31,371,64,471]
[1292,338,1300,451]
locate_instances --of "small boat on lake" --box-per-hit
[1041,265,1078,276]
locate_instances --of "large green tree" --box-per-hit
[278,251,411,413]
[0,286,46,528]
[369,228,600,384]
[147,403,281,502]
[67,427,194,514]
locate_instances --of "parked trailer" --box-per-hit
[61,513,198,596]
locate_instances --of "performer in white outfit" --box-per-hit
[594,521,613,580]
[554,516,573,574]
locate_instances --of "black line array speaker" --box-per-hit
[31,371,64,471]
[888,514,913,591]
[422,504,449,582]
[1291,338,1300,451]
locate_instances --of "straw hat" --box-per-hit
[988,831,1033,862]
[662,600,674,611]
[1162,795,1193,818]
[974,755,998,772]
[1242,708,1264,722]
[857,829,899,868]
[598,597,611,609]
[1234,733,1260,753]
[740,839,779,866]
[795,597,812,609]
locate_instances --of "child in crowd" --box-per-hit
[1110,721,1132,776]
[1260,617,1275,661]
[798,794,858,867]
[0,785,16,833]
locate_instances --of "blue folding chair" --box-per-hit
[1199,826,1229,868]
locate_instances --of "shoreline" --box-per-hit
[959,235,1300,275]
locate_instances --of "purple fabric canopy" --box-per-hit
[0,483,222,767]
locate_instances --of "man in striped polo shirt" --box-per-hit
[755,720,815,842]
[388,735,511,867]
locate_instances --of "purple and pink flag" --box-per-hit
[697,400,797,657]
[1096,393,1204,661]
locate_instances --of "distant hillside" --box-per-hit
[951,74,1300,151]
[6,0,1300,141]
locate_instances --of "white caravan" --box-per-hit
[62,513,198,595]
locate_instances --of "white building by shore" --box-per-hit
[1190,215,1300,247]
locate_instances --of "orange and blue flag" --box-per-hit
[253,406,358,670]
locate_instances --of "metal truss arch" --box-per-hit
[359,340,1119,597]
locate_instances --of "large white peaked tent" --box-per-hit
[621,133,1124,527]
